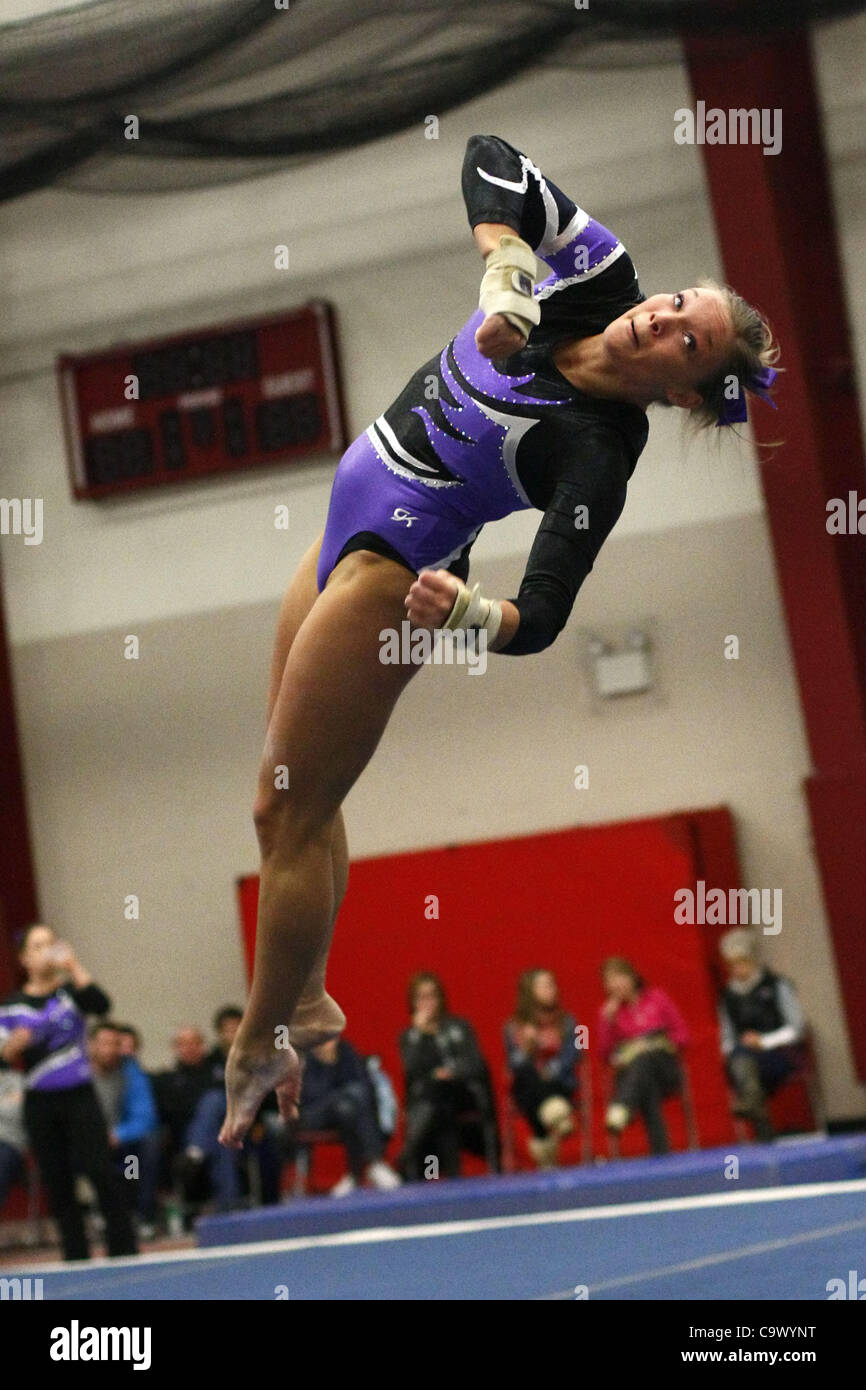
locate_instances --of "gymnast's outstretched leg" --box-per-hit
[219,549,420,1147]
[260,531,350,1052]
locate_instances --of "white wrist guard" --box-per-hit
[478,234,541,340]
[443,581,503,645]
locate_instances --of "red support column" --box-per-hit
[684,28,866,1077]
[0,560,39,993]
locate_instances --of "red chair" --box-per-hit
[501,1051,593,1172]
[603,1051,699,1158]
[287,1128,346,1197]
[0,1150,48,1249]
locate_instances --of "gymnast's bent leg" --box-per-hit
[220,548,421,1147]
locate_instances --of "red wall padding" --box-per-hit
[237,808,808,1163]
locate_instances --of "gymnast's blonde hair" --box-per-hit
[688,279,781,433]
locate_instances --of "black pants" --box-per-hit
[726,1045,796,1141]
[399,1081,476,1180]
[0,1139,25,1211]
[511,1063,574,1138]
[727,1045,796,1100]
[299,1082,383,1180]
[25,1083,138,1261]
[614,1051,682,1155]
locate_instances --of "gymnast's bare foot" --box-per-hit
[289,990,347,1052]
[219,1040,302,1149]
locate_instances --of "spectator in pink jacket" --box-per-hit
[598,957,689,1155]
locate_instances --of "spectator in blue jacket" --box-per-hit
[505,969,579,1168]
[89,1022,160,1234]
[115,1023,143,1060]
[296,1037,401,1196]
[175,1005,283,1213]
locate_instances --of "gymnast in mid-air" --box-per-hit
[220,133,778,1146]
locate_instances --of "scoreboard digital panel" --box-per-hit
[58,301,348,500]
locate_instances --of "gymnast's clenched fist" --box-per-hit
[404,569,460,628]
[475,312,527,360]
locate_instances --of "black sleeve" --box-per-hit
[462,134,577,253]
[336,1040,367,1086]
[71,983,111,1015]
[446,1021,486,1084]
[498,429,632,656]
[399,1029,435,1087]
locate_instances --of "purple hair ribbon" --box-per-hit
[715,365,778,427]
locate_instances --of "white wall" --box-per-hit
[10,510,862,1115]
[0,208,767,648]
[1,15,865,1112]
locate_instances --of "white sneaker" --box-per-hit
[366,1161,402,1190]
[527,1135,560,1169]
[329,1174,358,1198]
[605,1102,630,1133]
[538,1095,574,1138]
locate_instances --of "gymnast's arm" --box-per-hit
[406,432,632,654]
[463,134,582,357]
[473,220,527,359]
[495,434,632,656]
[462,133,579,261]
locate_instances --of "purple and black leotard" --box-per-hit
[0,983,110,1091]
[317,134,649,655]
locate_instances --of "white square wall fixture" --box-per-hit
[593,647,654,698]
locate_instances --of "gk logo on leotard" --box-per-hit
[391,508,418,527]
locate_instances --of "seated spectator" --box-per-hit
[599,957,689,1156]
[203,1006,242,1088]
[150,1026,214,1230]
[115,1024,142,1060]
[295,1037,400,1196]
[175,1005,282,1212]
[89,1022,161,1236]
[0,1058,26,1212]
[398,972,492,1180]
[151,1026,212,1165]
[365,1054,399,1147]
[718,928,805,1142]
[504,968,578,1169]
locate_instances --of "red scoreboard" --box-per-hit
[58,301,348,500]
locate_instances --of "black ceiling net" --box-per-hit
[0,0,863,203]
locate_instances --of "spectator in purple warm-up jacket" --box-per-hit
[0,924,137,1261]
